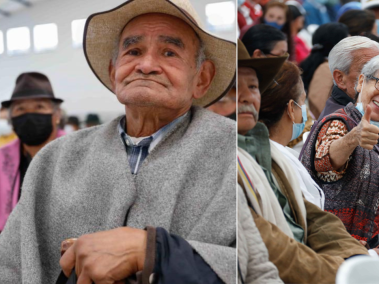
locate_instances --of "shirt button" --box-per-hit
[126,140,130,146]
[149,273,155,283]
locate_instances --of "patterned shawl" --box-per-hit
[300,102,379,241]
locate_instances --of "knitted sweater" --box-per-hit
[0,107,236,284]
[301,103,379,241]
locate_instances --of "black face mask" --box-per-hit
[12,113,53,146]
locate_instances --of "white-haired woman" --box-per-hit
[301,54,379,246]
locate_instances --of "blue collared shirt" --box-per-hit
[118,112,188,174]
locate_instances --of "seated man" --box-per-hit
[237,40,286,284]
[237,39,370,284]
[0,0,236,283]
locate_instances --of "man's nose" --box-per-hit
[135,53,162,75]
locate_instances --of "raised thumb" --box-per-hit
[364,104,372,122]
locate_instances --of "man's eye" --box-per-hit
[164,50,176,57]
[127,49,140,56]
[249,85,257,90]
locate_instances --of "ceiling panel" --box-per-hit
[0,0,48,17]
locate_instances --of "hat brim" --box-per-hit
[1,96,64,108]
[83,0,236,108]
[238,56,288,93]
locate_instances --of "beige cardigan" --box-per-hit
[308,61,333,120]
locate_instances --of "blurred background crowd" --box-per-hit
[238,0,379,152]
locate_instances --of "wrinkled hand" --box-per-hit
[355,105,379,150]
[59,227,147,284]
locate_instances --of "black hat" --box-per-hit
[85,114,101,125]
[1,72,64,108]
[67,116,80,126]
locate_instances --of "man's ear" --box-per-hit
[193,60,216,100]
[252,49,264,58]
[333,69,347,91]
[109,60,116,92]
[356,74,365,93]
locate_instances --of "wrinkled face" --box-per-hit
[10,98,55,117]
[265,6,286,26]
[358,71,379,122]
[109,13,214,113]
[344,48,379,99]
[238,67,260,135]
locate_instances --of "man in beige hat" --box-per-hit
[0,0,236,283]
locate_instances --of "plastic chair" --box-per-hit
[336,256,379,284]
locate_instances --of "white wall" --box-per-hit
[0,0,236,123]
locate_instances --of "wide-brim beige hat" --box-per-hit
[83,0,236,107]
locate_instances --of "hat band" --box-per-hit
[12,89,54,99]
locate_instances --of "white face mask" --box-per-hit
[0,119,13,136]
[64,125,75,134]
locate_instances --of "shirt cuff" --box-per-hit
[368,249,379,258]
[138,226,157,284]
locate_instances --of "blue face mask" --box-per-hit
[355,102,379,127]
[265,20,284,30]
[290,101,307,141]
[237,0,245,7]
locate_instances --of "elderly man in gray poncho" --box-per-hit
[0,0,236,283]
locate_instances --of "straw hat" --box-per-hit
[83,0,236,107]
[238,39,288,93]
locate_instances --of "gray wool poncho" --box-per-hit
[0,107,236,284]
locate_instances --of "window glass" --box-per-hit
[7,27,31,55]
[205,1,235,32]
[71,19,86,48]
[33,23,58,52]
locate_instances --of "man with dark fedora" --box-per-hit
[0,72,64,233]
[0,0,236,283]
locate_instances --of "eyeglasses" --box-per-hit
[367,75,379,91]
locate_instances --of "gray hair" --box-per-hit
[111,33,207,70]
[329,36,379,85]
[360,55,379,80]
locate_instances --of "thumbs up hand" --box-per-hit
[356,105,379,150]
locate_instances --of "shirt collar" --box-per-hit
[118,112,189,152]
[238,122,272,171]
[331,85,354,106]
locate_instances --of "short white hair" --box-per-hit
[329,36,379,85]
[360,55,379,80]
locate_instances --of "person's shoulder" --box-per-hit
[0,137,19,153]
[38,116,122,156]
[191,106,236,132]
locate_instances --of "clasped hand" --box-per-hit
[59,227,147,284]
